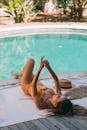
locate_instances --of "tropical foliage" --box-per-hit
[68,0,87,21]
[1,0,36,23]
[0,0,87,22]
[57,0,87,21]
[33,0,46,11]
[57,0,70,14]
[33,0,87,21]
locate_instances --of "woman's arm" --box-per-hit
[32,57,45,97]
[31,59,47,109]
[44,60,62,96]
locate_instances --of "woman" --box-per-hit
[12,58,73,115]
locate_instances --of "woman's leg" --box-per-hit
[21,58,35,84]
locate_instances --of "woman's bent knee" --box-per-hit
[27,58,35,65]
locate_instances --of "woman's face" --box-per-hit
[51,95,65,107]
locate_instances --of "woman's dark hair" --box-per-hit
[61,99,73,115]
[55,98,73,116]
[73,104,87,116]
[55,99,87,116]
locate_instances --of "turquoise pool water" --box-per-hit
[0,34,87,79]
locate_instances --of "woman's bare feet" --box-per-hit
[11,72,22,79]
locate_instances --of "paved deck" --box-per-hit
[0,22,87,39]
[0,115,87,130]
[0,72,87,130]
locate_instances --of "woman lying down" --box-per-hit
[12,58,73,116]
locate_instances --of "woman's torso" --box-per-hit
[21,81,55,108]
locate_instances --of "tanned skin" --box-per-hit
[12,58,65,111]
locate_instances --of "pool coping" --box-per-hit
[0,22,87,38]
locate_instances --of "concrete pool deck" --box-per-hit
[0,22,87,38]
[0,71,87,129]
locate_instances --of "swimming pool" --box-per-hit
[0,33,87,79]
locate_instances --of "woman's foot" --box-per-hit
[11,72,20,79]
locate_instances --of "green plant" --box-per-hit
[1,0,36,23]
[57,0,70,14]
[68,0,87,21]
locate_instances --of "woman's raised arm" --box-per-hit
[32,58,44,97]
[44,60,62,96]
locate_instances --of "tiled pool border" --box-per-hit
[0,23,87,38]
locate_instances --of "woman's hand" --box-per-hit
[44,60,50,67]
[40,57,50,69]
[40,57,44,69]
